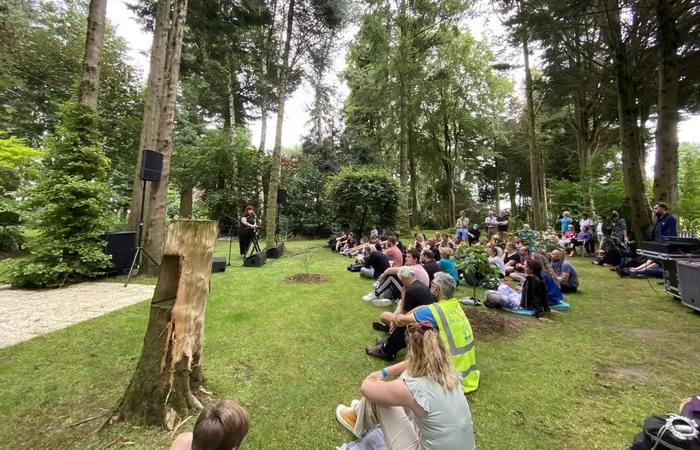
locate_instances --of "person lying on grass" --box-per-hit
[366,266,434,361]
[484,258,555,322]
[170,400,250,450]
[369,273,479,393]
[336,321,476,450]
[362,248,429,306]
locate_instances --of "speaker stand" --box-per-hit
[242,228,262,263]
[227,225,234,266]
[124,180,161,287]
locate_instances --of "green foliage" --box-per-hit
[677,143,700,231]
[0,133,43,211]
[0,228,24,251]
[325,168,401,236]
[455,245,502,294]
[9,101,112,287]
[280,155,334,237]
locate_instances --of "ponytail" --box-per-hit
[406,323,461,391]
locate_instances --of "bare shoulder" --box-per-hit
[169,432,193,450]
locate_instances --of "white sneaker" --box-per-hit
[372,298,392,307]
[362,292,378,302]
[373,280,381,289]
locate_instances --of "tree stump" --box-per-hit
[118,220,218,429]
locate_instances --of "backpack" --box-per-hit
[629,414,700,450]
[681,397,700,423]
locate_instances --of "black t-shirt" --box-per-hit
[403,281,434,312]
[396,240,407,254]
[422,260,441,284]
[468,229,481,245]
[430,245,441,261]
[365,251,390,278]
[497,216,509,232]
[504,252,520,264]
[238,212,256,233]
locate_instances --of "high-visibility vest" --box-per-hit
[428,299,479,393]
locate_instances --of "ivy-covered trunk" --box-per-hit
[79,0,107,109]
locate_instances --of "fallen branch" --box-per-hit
[171,415,194,438]
[68,412,111,428]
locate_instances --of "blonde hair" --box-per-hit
[406,324,461,392]
[435,232,442,240]
[440,247,454,257]
[533,252,559,287]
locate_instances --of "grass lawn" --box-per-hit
[0,239,699,450]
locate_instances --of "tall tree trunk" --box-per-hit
[596,0,653,239]
[408,126,419,227]
[141,0,188,275]
[509,176,517,217]
[495,154,501,209]
[257,96,267,211]
[264,0,295,249]
[653,0,680,205]
[118,220,218,428]
[522,33,545,230]
[79,0,108,109]
[315,80,323,144]
[127,0,170,232]
[179,187,193,218]
[226,71,238,195]
[397,0,409,185]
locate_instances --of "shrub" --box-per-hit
[9,101,112,287]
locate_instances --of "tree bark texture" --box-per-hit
[141,0,189,275]
[264,0,295,249]
[119,220,218,429]
[408,126,419,227]
[653,0,680,206]
[495,154,501,210]
[127,0,171,232]
[522,34,546,230]
[179,188,193,218]
[397,0,409,186]
[596,0,653,239]
[226,70,238,188]
[257,99,267,212]
[79,0,108,109]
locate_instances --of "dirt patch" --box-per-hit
[285,273,329,284]
[597,364,648,383]
[283,251,296,257]
[462,306,522,339]
[615,327,669,341]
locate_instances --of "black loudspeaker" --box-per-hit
[102,231,137,273]
[277,188,288,205]
[266,243,285,259]
[243,251,267,267]
[211,257,227,273]
[140,149,163,181]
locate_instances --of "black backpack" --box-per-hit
[630,415,700,450]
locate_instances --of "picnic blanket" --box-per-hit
[504,301,570,315]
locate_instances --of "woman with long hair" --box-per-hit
[335,322,475,450]
[533,252,564,306]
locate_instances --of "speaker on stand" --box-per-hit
[125,149,163,287]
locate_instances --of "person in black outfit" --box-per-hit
[521,258,552,321]
[420,249,441,284]
[360,246,390,279]
[238,205,257,259]
[366,266,434,361]
[427,238,441,261]
[593,237,623,267]
[467,225,481,246]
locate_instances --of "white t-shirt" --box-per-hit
[596,221,604,235]
[485,216,498,229]
[580,218,594,230]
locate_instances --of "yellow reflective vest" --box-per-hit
[427,299,479,393]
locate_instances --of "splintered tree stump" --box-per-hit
[118,220,218,429]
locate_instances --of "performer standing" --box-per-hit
[238,205,257,259]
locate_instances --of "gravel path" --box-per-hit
[0,282,155,350]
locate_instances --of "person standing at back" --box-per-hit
[557,211,573,234]
[611,210,628,242]
[496,210,509,240]
[650,202,677,241]
[485,210,499,241]
[455,211,470,243]
[596,215,606,250]
[580,213,594,232]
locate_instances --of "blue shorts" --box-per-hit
[456,230,469,239]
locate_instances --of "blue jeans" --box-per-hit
[360,267,375,279]
[456,230,468,239]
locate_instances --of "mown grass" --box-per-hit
[0,239,698,450]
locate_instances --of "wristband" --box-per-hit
[381,368,388,378]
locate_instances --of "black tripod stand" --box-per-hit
[124,179,160,287]
[244,227,262,258]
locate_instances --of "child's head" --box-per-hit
[524,258,542,276]
[192,400,250,450]
[440,247,454,258]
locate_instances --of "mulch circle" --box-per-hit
[285,274,329,284]
[462,305,522,339]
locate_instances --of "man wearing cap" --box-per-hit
[238,205,257,259]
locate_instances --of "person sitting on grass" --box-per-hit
[438,247,459,283]
[551,249,579,293]
[533,252,563,305]
[439,233,456,249]
[487,246,506,278]
[360,245,391,280]
[503,242,520,272]
[420,249,441,284]
[507,246,531,282]
[366,266,434,361]
[382,236,404,268]
[592,237,623,267]
[413,233,426,251]
[363,248,429,306]
[334,232,348,252]
[170,400,250,450]
[370,273,479,393]
[485,259,553,321]
[336,321,476,450]
[616,259,663,279]
[467,224,481,246]
[426,238,441,261]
